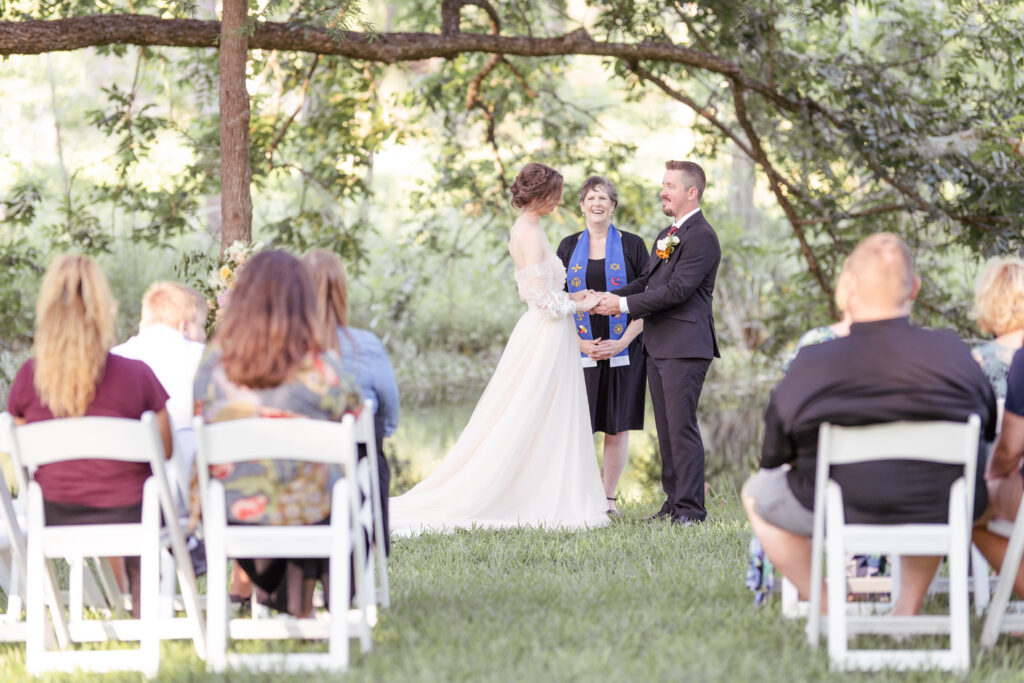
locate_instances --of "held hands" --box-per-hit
[591,292,621,316]
[575,290,603,313]
[568,288,596,302]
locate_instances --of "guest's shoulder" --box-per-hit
[347,327,385,351]
[106,352,153,376]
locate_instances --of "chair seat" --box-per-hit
[988,518,1014,537]
[222,525,340,558]
[843,524,955,555]
[39,524,147,556]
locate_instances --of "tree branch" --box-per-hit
[265,53,319,170]
[730,81,835,313]
[0,15,794,112]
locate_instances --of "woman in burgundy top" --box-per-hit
[6,254,172,616]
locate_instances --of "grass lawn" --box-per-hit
[2,485,1024,681]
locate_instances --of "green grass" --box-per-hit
[3,487,1024,681]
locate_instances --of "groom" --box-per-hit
[594,160,721,524]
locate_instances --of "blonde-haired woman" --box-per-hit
[5,254,172,618]
[972,256,1024,399]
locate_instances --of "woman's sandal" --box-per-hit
[606,496,619,516]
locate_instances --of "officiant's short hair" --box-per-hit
[577,175,618,208]
[665,160,706,200]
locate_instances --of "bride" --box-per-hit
[389,163,611,534]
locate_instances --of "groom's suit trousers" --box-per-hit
[647,355,711,522]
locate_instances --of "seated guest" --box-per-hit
[191,249,362,618]
[302,249,399,553]
[6,254,173,618]
[973,349,1024,595]
[782,260,853,371]
[971,257,1024,399]
[113,281,208,510]
[742,233,996,615]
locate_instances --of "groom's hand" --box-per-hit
[592,293,620,316]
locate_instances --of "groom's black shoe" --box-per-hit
[649,508,673,522]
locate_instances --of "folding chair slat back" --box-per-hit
[807,415,980,673]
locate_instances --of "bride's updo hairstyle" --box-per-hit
[510,162,563,210]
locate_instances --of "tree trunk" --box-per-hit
[219,0,252,253]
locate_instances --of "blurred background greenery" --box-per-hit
[2,0,1021,497]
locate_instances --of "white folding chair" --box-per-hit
[10,411,206,676]
[194,414,357,673]
[355,399,390,610]
[980,399,1024,647]
[806,416,980,673]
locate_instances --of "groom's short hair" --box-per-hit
[665,160,706,200]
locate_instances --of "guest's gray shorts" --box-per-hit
[743,467,814,537]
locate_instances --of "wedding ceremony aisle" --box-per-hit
[1,490,1023,680]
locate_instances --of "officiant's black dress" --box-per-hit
[557,230,648,434]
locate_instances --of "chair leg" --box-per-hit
[825,484,848,667]
[329,481,350,671]
[982,510,1024,647]
[141,485,161,677]
[349,474,372,653]
[971,545,990,616]
[206,488,228,673]
[25,500,45,673]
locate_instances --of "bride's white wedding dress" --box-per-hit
[389,248,610,535]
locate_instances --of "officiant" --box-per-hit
[557,176,648,514]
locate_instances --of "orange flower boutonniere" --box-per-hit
[655,234,680,260]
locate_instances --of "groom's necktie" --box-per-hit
[667,223,680,236]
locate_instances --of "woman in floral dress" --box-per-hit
[191,249,361,617]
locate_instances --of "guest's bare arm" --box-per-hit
[988,411,1024,479]
[155,409,173,459]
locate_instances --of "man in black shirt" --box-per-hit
[743,233,996,615]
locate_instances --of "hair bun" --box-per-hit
[510,162,563,210]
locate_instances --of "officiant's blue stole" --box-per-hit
[568,225,630,368]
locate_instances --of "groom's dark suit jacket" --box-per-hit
[613,209,721,359]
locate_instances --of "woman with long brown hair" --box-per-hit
[191,249,361,617]
[302,249,399,551]
[6,254,173,617]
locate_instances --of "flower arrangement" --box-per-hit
[655,234,680,260]
[207,239,263,327]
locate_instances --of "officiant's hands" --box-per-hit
[588,337,628,361]
[578,337,603,356]
[592,292,621,316]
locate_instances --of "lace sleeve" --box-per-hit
[515,259,576,320]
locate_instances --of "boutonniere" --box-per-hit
[655,234,680,260]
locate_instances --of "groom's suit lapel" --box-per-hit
[647,210,703,278]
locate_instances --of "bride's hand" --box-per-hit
[575,291,603,313]
[568,289,595,302]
